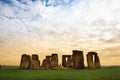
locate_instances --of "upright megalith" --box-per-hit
[42,56,51,69]
[87,52,101,69]
[20,54,31,69]
[51,54,58,68]
[42,54,59,69]
[62,55,72,68]
[95,54,101,68]
[20,54,40,69]
[72,50,84,69]
[46,56,51,69]
[62,55,67,67]
[30,54,40,69]
[67,55,73,68]
[42,59,47,69]
[87,53,94,68]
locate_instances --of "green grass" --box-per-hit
[0,66,120,80]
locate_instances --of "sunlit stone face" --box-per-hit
[0,0,120,66]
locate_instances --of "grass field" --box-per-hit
[0,66,120,80]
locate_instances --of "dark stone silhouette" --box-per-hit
[51,54,58,68]
[30,54,40,69]
[46,56,51,69]
[72,50,84,69]
[62,55,72,68]
[87,52,101,69]
[20,54,31,69]
[95,54,101,68]
[67,55,73,68]
[32,54,39,60]
[42,54,59,69]
[20,54,40,69]
[62,55,67,67]
[42,56,51,69]
[20,50,101,70]
[42,59,47,69]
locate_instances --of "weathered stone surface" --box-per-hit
[20,54,31,69]
[46,56,51,69]
[95,55,101,68]
[30,54,40,69]
[72,50,84,69]
[87,52,101,69]
[32,54,39,60]
[87,53,94,68]
[66,56,73,68]
[88,52,97,56]
[62,55,67,67]
[20,50,101,70]
[62,55,72,68]
[30,60,40,69]
[42,59,47,69]
[51,54,58,68]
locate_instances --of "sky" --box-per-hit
[0,0,120,66]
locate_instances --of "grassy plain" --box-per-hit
[0,66,120,80]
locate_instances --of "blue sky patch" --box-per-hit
[0,0,74,7]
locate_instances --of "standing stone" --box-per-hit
[46,56,51,69]
[95,55,101,68]
[30,54,40,69]
[51,54,58,68]
[87,52,101,69]
[62,55,66,67]
[42,59,47,69]
[87,53,94,68]
[20,54,31,69]
[72,50,84,69]
[62,55,73,68]
[66,55,73,68]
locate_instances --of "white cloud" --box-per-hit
[0,0,120,44]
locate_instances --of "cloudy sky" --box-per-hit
[0,0,120,66]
